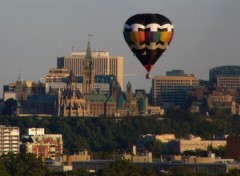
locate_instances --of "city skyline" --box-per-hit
[0,0,240,96]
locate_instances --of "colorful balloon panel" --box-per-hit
[123,13,174,74]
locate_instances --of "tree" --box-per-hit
[0,160,9,176]
[141,167,158,176]
[1,98,17,116]
[98,159,141,176]
[227,169,240,176]
[0,153,49,176]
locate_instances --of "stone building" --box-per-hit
[168,135,226,154]
[58,71,87,117]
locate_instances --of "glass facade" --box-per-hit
[209,66,240,85]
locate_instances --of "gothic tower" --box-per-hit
[82,39,95,94]
[126,81,132,103]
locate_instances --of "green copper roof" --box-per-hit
[85,94,116,103]
[85,94,107,102]
[126,81,132,89]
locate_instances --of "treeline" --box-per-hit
[1,108,240,155]
[1,153,240,176]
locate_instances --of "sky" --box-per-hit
[0,0,240,96]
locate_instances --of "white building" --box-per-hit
[0,125,20,155]
[28,128,45,135]
[57,51,123,89]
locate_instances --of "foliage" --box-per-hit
[0,108,238,156]
[98,159,141,176]
[1,98,17,116]
[0,153,49,176]
[227,168,240,176]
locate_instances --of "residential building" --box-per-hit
[21,128,62,160]
[0,125,20,155]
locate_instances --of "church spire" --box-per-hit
[82,35,95,94]
[85,35,92,62]
[17,72,21,82]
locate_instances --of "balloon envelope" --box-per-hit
[123,13,174,74]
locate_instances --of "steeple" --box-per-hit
[82,35,95,94]
[85,40,92,63]
[126,81,132,103]
[17,72,21,82]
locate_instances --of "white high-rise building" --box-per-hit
[0,125,20,155]
[57,51,123,89]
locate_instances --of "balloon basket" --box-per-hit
[146,73,151,79]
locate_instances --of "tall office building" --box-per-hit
[151,71,199,109]
[0,125,20,155]
[57,51,123,89]
[209,66,240,87]
[209,66,240,104]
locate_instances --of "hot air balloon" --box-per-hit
[123,13,174,79]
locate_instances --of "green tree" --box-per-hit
[141,167,158,176]
[98,159,141,176]
[1,98,17,116]
[0,160,9,176]
[227,168,240,176]
[0,153,49,176]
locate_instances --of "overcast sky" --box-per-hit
[0,0,240,96]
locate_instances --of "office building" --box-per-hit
[209,66,240,88]
[151,70,199,109]
[3,79,45,101]
[123,145,152,163]
[0,125,20,155]
[57,50,123,89]
[168,135,226,153]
